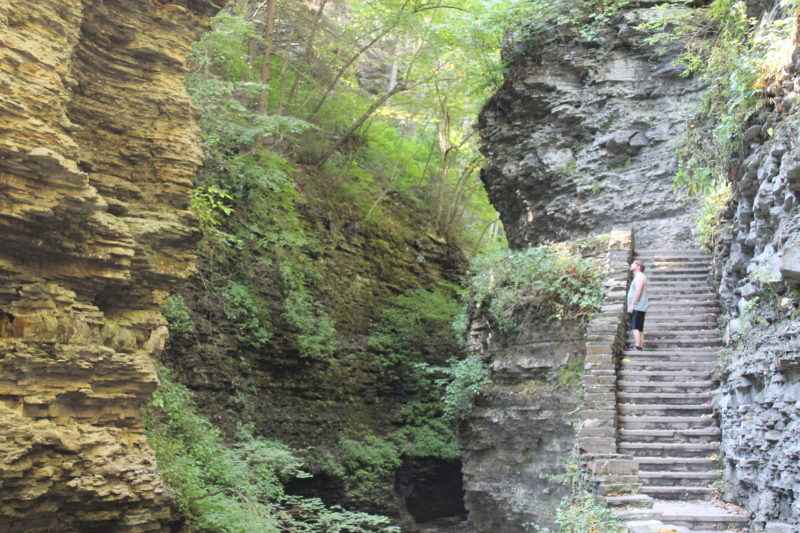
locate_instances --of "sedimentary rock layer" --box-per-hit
[478,5,705,249]
[0,1,221,531]
[714,13,800,528]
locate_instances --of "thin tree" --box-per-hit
[257,0,279,114]
[306,0,413,120]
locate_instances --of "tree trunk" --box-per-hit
[257,0,279,115]
[314,84,407,169]
[286,0,329,108]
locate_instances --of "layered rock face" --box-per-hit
[713,13,800,528]
[459,236,623,531]
[478,4,705,249]
[0,1,221,531]
[461,317,586,531]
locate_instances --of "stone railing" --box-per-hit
[577,229,652,508]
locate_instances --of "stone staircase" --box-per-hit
[613,249,749,532]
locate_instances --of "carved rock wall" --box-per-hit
[0,1,221,531]
[478,4,705,250]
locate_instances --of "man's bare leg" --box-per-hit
[633,329,643,350]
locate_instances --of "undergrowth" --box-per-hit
[541,452,626,533]
[464,239,606,331]
[143,367,399,532]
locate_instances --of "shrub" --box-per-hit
[465,242,605,330]
[434,356,491,421]
[162,294,195,338]
[545,452,626,533]
[219,280,272,347]
[368,285,463,368]
[338,435,402,501]
[389,402,460,459]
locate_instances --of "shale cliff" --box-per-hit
[712,10,800,529]
[478,3,705,249]
[0,1,221,531]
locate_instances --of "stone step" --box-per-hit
[644,303,720,310]
[605,494,654,509]
[634,324,720,332]
[635,340,723,350]
[646,280,714,285]
[652,500,749,530]
[636,249,712,256]
[620,428,720,443]
[644,298,719,304]
[643,311,720,318]
[621,357,718,367]
[637,457,717,472]
[647,274,711,281]
[639,470,718,487]
[619,370,713,381]
[617,392,714,405]
[645,298,718,305]
[641,485,714,500]
[612,508,660,522]
[636,253,712,259]
[619,442,720,458]
[641,324,719,332]
[618,381,714,393]
[646,297,717,303]
[622,348,719,355]
[635,324,719,332]
[625,332,720,339]
[618,403,713,416]
[621,350,718,361]
[643,309,719,315]
[620,416,717,430]
[621,361,717,372]
[638,266,712,270]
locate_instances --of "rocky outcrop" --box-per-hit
[460,235,621,531]
[461,318,586,531]
[478,4,706,250]
[0,1,221,531]
[712,14,800,529]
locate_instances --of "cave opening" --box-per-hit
[395,457,467,525]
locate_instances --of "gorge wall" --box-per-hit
[478,1,800,531]
[478,2,705,250]
[712,9,800,529]
[0,1,222,531]
[461,317,586,531]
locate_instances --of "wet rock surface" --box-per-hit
[0,1,222,531]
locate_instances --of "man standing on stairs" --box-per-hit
[628,259,649,351]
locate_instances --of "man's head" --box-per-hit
[630,260,645,273]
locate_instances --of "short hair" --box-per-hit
[633,260,645,272]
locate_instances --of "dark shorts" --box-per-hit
[630,310,646,331]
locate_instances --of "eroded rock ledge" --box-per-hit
[0,1,221,531]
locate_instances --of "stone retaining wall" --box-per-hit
[577,229,648,503]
